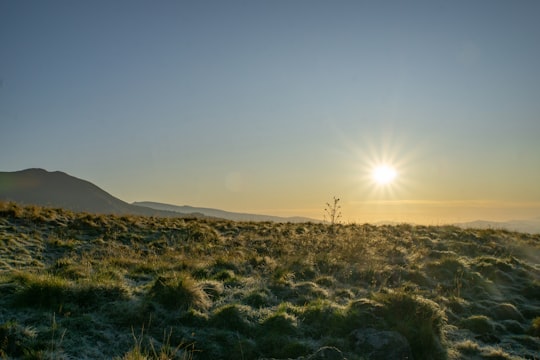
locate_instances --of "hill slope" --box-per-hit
[0,168,193,217]
[134,201,317,223]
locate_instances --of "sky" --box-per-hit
[1,0,540,224]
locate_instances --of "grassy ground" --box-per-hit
[0,201,539,359]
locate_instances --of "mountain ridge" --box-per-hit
[133,201,317,223]
[0,168,316,222]
[0,168,195,218]
[455,218,540,234]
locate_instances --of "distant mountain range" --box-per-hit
[133,201,315,223]
[0,169,315,222]
[454,219,540,234]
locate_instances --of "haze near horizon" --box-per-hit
[1,1,539,224]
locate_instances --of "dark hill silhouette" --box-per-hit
[0,168,193,217]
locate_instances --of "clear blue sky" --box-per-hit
[2,0,539,223]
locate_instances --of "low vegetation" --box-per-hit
[0,201,539,359]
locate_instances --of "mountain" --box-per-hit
[133,201,317,223]
[0,169,315,222]
[455,218,540,234]
[0,168,194,217]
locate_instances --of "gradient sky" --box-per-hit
[2,0,540,223]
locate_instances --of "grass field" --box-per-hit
[1,201,539,359]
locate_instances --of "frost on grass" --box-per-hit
[0,202,539,359]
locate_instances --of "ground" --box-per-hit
[1,202,539,359]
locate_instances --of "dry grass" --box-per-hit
[1,201,539,359]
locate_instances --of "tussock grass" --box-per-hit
[460,315,495,334]
[1,201,539,359]
[373,289,447,359]
[210,304,256,335]
[10,271,129,312]
[148,273,211,311]
[529,316,540,336]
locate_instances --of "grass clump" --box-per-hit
[117,328,195,360]
[0,320,38,358]
[243,288,274,308]
[373,289,448,360]
[148,273,210,311]
[10,271,129,312]
[528,316,540,337]
[299,300,348,338]
[11,272,70,310]
[260,311,298,335]
[210,304,255,335]
[454,339,480,355]
[460,315,494,334]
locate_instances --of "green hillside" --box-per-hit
[1,202,539,359]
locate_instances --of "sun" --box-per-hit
[372,165,397,185]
